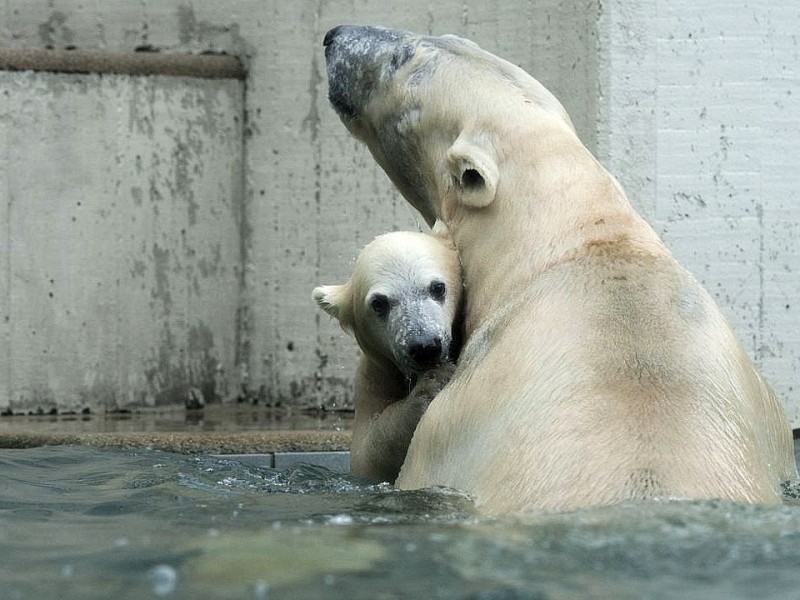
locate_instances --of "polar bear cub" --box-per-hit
[313,223,462,482]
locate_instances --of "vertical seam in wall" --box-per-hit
[112,76,123,411]
[3,121,10,411]
[236,69,251,398]
[1,78,10,411]
[654,0,660,224]
[758,202,764,365]
[587,0,601,156]
[595,0,609,164]
[756,22,766,367]
[310,0,324,406]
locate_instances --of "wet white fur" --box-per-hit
[325,27,797,512]
[313,226,462,482]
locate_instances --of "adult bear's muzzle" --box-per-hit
[323,25,415,120]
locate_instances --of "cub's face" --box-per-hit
[314,231,462,378]
[323,25,574,225]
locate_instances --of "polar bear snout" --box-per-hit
[390,307,453,378]
[396,332,450,377]
[324,25,409,53]
[408,336,444,371]
[324,25,415,120]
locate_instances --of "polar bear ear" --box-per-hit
[446,137,499,208]
[312,284,353,332]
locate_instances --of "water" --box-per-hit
[3,446,800,599]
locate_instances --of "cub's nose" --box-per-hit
[409,337,443,370]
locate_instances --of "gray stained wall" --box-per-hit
[1,1,799,426]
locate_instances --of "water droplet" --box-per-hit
[148,564,178,597]
[327,514,353,526]
[251,580,270,600]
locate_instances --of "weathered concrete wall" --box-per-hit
[0,68,244,413]
[2,0,800,427]
[0,0,600,413]
[597,0,800,425]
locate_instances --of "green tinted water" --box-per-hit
[3,446,800,599]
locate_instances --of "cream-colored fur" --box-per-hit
[313,227,462,483]
[323,25,798,512]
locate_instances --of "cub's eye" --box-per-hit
[429,281,446,302]
[369,294,390,317]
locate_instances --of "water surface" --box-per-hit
[3,446,800,599]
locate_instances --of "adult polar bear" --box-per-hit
[323,25,797,513]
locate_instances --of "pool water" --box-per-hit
[3,446,800,599]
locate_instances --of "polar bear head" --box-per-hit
[323,25,576,225]
[313,225,462,378]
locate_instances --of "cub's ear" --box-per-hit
[446,136,499,208]
[312,284,353,332]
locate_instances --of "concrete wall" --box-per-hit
[0,69,244,413]
[2,1,800,426]
[597,0,800,424]
[0,0,600,414]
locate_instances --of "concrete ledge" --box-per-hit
[273,451,350,472]
[0,47,245,79]
[214,451,351,472]
[0,430,351,455]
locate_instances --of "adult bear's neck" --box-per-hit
[451,130,665,338]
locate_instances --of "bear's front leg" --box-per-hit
[351,361,456,483]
